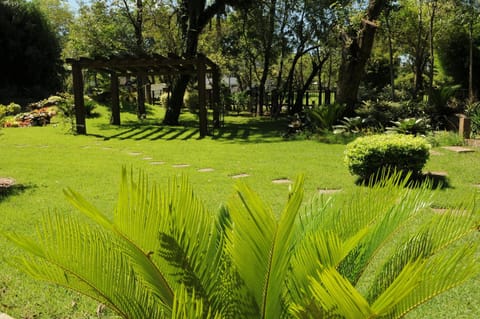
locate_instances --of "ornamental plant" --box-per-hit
[6,169,479,319]
[345,134,431,180]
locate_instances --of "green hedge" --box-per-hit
[345,134,431,179]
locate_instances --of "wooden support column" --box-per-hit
[212,66,221,129]
[137,71,146,119]
[71,62,86,134]
[197,61,208,137]
[110,72,121,125]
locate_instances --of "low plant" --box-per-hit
[307,103,346,131]
[0,102,22,116]
[345,134,431,180]
[333,116,365,135]
[426,131,464,147]
[466,101,480,137]
[6,169,479,319]
[386,117,429,136]
[184,91,199,113]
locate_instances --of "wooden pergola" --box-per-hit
[66,53,221,137]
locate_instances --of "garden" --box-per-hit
[0,100,479,318]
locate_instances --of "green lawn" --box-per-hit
[0,104,479,318]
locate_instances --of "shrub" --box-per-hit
[184,91,199,113]
[345,134,431,180]
[426,131,464,147]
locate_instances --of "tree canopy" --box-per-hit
[0,0,63,101]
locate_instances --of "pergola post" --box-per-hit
[212,66,221,129]
[197,60,208,137]
[110,71,121,125]
[137,71,146,119]
[71,62,86,135]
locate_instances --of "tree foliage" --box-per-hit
[6,169,480,318]
[0,0,63,100]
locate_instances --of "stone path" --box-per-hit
[441,146,475,153]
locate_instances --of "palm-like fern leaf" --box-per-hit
[225,175,304,318]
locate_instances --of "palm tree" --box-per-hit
[6,169,480,318]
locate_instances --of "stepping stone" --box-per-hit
[425,171,448,177]
[198,168,215,172]
[143,157,153,160]
[441,146,475,153]
[432,207,468,216]
[128,152,142,156]
[473,184,480,188]
[318,188,342,195]
[231,173,250,179]
[0,313,15,319]
[429,150,442,156]
[0,177,16,188]
[172,164,190,168]
[150,161,165,165]
[272,178,292,184]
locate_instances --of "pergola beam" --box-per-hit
[66,54,219,136]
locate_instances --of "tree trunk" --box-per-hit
[293,56,327,114]
[336,0,387,116]
[258,0,277,116]
[384,6,395,100]
[164,74,189,125]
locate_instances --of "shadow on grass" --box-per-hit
[0,183,35,202]
[355,172,451,190]
[91,113,289,143]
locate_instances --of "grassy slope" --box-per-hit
[0,105,479,318]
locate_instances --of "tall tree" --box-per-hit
[336,0,390,115]
[0,0,63,100]
[163,0,253,125]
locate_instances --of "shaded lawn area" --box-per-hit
[0,105,479,318]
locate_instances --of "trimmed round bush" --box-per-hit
[345,134,431,179]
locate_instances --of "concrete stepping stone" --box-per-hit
[441,146,475,153]
[272,178,292,184]
[318,188,342,195]
[172,164,190,168]
[198,168,215,172]
[0,177,16,188]
[231,173,250,179]
[150,161,165,165]
[143,156,153,160]
[425,171,448,177]
[128,152,142,156]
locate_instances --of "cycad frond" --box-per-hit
[6,213,169,319]
[226,175,305,318]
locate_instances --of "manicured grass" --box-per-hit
[0,104,479,318]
